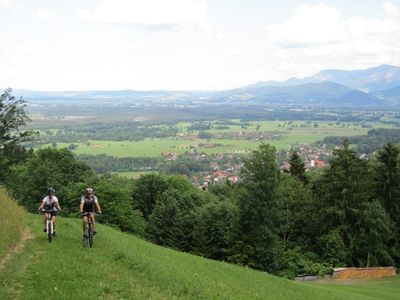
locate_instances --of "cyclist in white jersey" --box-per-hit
[38,188,61,234]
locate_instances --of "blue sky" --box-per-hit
[1,0,400,90]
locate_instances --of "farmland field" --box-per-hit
[39,120,398,157]
[113,171,156,178]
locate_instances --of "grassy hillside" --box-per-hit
[0,214,399,299]
[0,187,26,259]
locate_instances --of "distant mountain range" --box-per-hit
[9,64,400,107]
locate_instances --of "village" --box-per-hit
[161,142,333,189]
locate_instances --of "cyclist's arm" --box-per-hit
[38,199,45,210]
[95,201,102,214]
[79,201,84,213]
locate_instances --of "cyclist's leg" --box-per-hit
[43,213,48,231]
[52,214,56,232]
[82,215,88,236]
[91,213,96,233]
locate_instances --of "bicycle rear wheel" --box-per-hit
[47,220,52,243]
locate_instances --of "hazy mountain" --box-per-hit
[376,86,400,102]
[311,65,400,91]
[223,81,382,106]
[6,64,400,107]
[241,65,400,92]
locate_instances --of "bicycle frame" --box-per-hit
[83,212,95,248]
[42,209,55,243]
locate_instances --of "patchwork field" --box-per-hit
[38,120,397,157]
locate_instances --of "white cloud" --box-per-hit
[384,1,400,19]
[78,0,208,28]
[267,2,400,73]
[0,0,19,11]
[36,8,56,19]
[268,3,344,47]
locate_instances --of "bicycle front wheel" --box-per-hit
[88,222,93,248]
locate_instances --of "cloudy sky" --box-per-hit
[1,0,400,91]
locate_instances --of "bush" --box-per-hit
[275,247,332,279]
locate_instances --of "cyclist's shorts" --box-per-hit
[46,211,57,217]
[82,211,95,217]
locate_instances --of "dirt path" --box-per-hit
[0,228,34,270]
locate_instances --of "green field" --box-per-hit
[39,120,397,158]
[113,171,156,179]
[0,212,399,299]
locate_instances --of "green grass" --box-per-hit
[1,213,399,299]
[314,277,400,300]
[0,187,26,259]
[113,171,155,179]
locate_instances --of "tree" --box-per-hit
[316,139,374,266]
[148,188,207,252]
[232,143,280,271]
[6,147,94,212]
[0,89,34,149]
[287,151,308,184]
[374,143,400,230]
[132,174,168,220]
[93,176,145,235]
[276,175,315,249]
[0,89,36,182]
[194,198,239,260]
[355,200,393,267]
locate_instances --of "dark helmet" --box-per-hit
[85,187,93,194]
[48,187,56,194]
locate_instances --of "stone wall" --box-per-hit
[332,267,396,280]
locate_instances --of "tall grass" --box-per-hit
[0,187,26,259]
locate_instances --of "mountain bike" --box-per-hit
[82,212,96,248]
[41,209,56,243]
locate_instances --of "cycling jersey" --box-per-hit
[81,195,98,213]
[42,196,59,211]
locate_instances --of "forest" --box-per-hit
[1,90,400,278]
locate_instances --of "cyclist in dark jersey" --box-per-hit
[80,187,102,238]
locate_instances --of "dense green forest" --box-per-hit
[318,128,400,154]
[1,90,400,278]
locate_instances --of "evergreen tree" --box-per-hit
[148,188,207,252]
[375,143,400,230]
[374,142,400,267]
[355,200,393,267]
[288,151,308,184]
[316,139,374,266]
